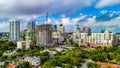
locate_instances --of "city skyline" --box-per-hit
[0,0,120,32]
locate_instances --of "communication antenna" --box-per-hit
[45,12,48,24]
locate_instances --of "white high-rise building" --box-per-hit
[9,20,20,42]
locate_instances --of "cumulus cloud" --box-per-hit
[51,11,120,32]
[0,9,120,32]
[96,10,120,22]
[77,12,120,32]
[80,16,118,28]
[0,0,95,18]
[95,0,120,8]
[36,11,120,32]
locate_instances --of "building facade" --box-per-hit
[73,28,114,47]
[59,24,65,34]
[25,29,34,41]
[23,56,40,66]
[112,33,120,46]
[27,19,36,30]
[82,27,91,36]
[17,41,31,49]
[36,24,53,46]
[74,24,80,33]
[9,20,20,42]
[0,32,9,41]
[26,20,36,45]
[53,25,57,32]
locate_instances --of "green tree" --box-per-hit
[0,55,8,61]
[43,61,55,68]
[3,61,9,68]
[10,55,16,59]
[64,64,72,68]
[73,43,79,47]
[40,52,49,56]
[0,50,3,57]
[16,49,22,53]
[87,62,101,68]
[40,56,48,64]
[91,53,104,62]
[16,62,30,68]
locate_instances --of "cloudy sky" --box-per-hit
[0,0,120,32]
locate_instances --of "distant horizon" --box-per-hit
[0,26,119,33]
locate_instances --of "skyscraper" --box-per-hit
[53,25,57,32]
[27,19,36,30]
[59,24,65,34]
[36,24,53,46]
[26,19,36,45]
[9,20,20,42]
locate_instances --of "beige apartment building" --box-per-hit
[36,24,53,46]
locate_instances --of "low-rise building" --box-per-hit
[0,32,9,41]
[23,56,40,66]
[49,51,57,58]
[112,33,120,46]
[8,63,15,68]
[52,31,65,45]
[0,61,4,67]
[17,41,33,49]
[56,48,63,52]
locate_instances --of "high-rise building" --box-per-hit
[26,20,36,45]
[36,24,53,46]
[59,24,65,34]
[82,27,91,36]
[9,20,20,42]
[53,25,57,32]
[27,19,36,30]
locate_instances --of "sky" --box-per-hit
[0,0,120,32]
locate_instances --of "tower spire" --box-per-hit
[45,12,48,24]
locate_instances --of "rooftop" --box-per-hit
[24,56,40,63]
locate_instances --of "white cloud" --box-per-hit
[78,15,120,32]
[0,10,120,32]
[100,10,108,14]
[71,14,87,23]
[0,0,95,18]
[42,13,120,32]
[61,18,72,26]
[95,0,120,8]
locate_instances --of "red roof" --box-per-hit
[8,63,15,68]
[97,62,120,68]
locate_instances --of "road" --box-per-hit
[81,59,94,68]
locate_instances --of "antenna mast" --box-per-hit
[45,12,48,24]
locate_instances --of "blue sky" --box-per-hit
[0,0,120,32]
